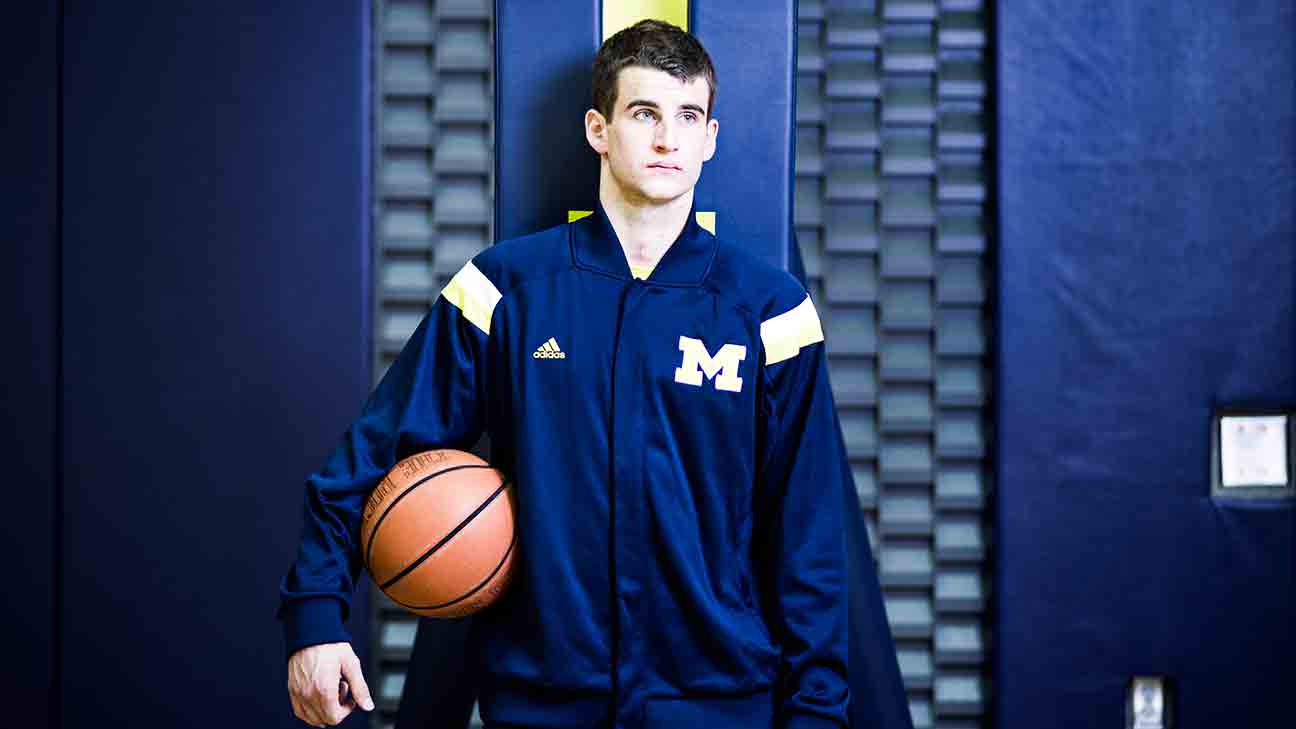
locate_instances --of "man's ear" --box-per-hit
[702,117,719,162]
[585,109,609,156]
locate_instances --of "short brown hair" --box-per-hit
[591,19,717,120]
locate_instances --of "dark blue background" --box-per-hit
[1,2,372,728]
[996,2,1294,726]
[5,1,1294,728]
[2,4,58,729]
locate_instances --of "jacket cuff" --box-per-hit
[281,597,350,661]
[783,714,846,729]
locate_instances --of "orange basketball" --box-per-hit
[360,449,517,618]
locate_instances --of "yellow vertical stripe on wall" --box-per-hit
[603,0,689,40]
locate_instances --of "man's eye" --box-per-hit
[634,109,655,121]
[680,113,698,124]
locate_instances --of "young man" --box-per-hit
[281,20,850,729]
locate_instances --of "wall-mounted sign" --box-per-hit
[1220,415,1288,487]
[1211,409,1295,502]
[1128,676,1171,729]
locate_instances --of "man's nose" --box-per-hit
[654,118,679,152]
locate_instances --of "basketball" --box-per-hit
[360,449,517,618]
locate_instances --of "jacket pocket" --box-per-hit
[643,690,775,729]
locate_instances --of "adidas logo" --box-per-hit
[533,337,566,360]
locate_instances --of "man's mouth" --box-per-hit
[648,163,681,171]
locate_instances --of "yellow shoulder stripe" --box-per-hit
[439,261,502,335]
[761,295,825,366]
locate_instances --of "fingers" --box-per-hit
[296,680,333,727]
[318,680,343,726]
[314,673,356,726]
[288,693,311,726]
[292,688,326,727]
[339,650,377,712]
[300,690,353,726]
[288,642,365,727]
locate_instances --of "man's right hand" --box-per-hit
[287,642,375,727]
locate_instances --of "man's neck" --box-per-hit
[599,174,693,270]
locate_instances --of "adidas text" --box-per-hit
[534,338,566,359]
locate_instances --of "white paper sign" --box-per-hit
[1131,676,1165,729]
[1220,415,1289,487]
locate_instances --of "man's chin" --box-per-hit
[634,183,692,206]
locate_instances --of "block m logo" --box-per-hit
[674,336,747,393]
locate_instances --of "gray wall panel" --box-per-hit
[374,2,494,726]
[798,2,992,726]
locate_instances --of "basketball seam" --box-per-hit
[362,463,493,577]
[378,477,513,591]
[389,526,517,612]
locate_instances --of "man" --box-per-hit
[282,20,851,729]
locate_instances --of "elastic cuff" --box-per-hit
[783,714,846,729]
[281,597,350,661]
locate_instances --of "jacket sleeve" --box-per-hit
[276,260,499,659]
[755,291,850,729]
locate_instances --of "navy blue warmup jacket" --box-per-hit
[280,206,858,729]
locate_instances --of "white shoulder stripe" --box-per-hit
[760,294,825,366]
[439,261,502,335]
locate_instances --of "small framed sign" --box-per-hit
[1127,676,1172,729]
[1210,409,1294,502]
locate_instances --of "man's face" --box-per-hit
[586,66,719,205]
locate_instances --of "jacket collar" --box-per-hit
[570,204,716,286]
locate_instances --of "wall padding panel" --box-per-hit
[0,4,58,729]
[60,3,371,728]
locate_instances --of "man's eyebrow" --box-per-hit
[624,99,707,115]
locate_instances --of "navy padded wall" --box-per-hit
[60,2,371,727]
[997,2,1294,727]
[494,0,601,242]
[689,1,796,268]
[0,3,58,729]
